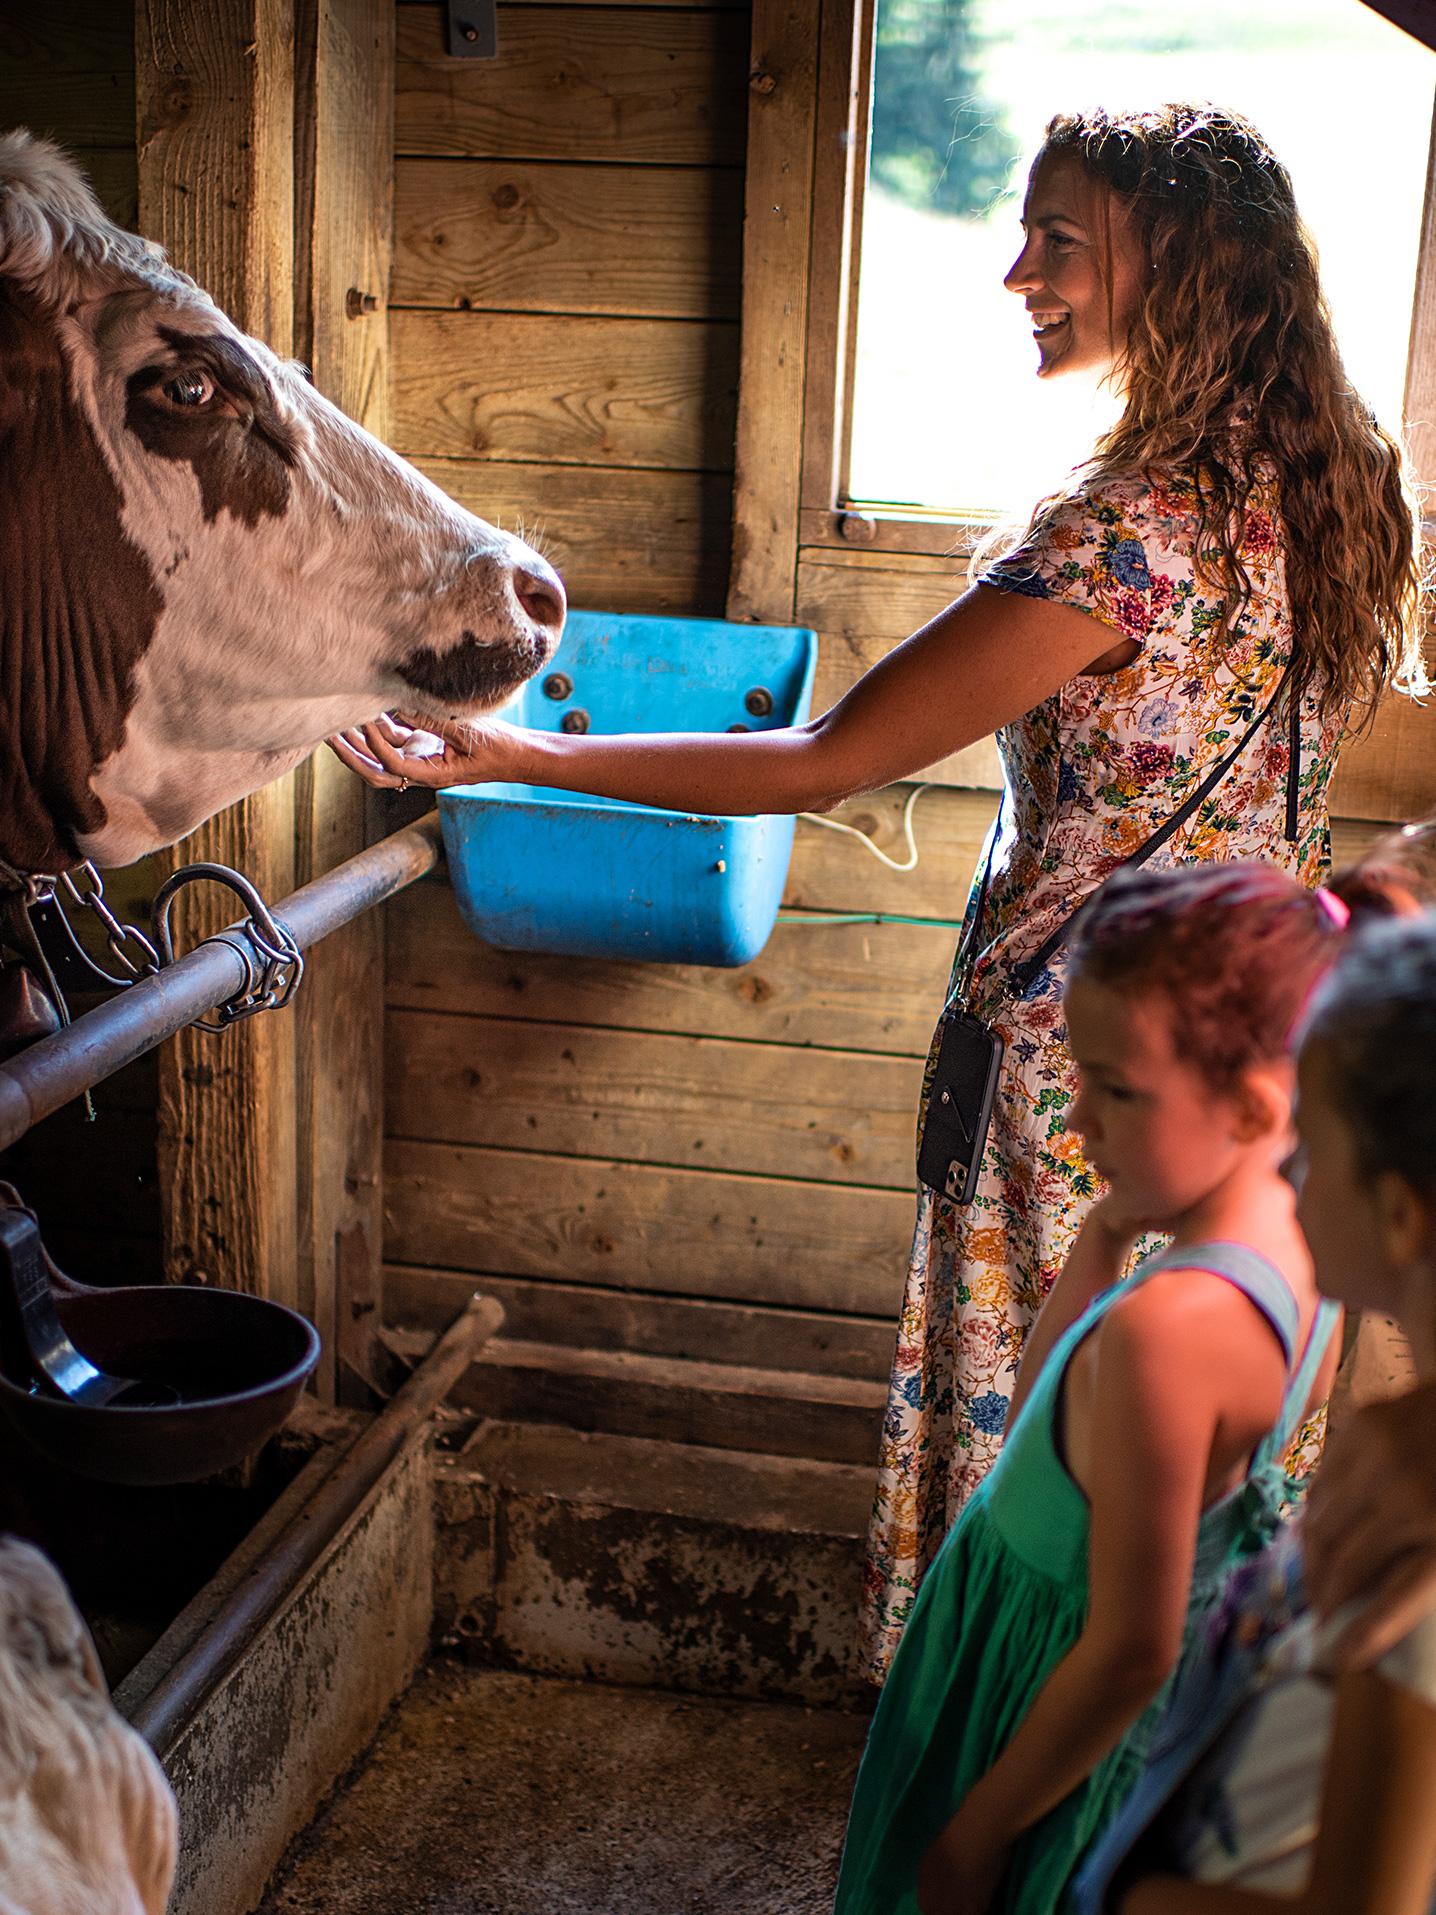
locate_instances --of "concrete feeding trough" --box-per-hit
[437,611,818,966]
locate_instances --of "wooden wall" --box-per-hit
[389,0,745,616]
[379,0,983,1370]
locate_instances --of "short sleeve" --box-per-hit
[978,479,1177,648]
[1376,1604,1436,1704]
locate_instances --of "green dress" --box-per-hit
[833,1241,1339,1915]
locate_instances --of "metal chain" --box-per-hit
[4,858,303,1039]
[57,862,162,986]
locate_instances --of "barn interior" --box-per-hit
[0,2,1434,1910]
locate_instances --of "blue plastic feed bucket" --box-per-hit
[437,611,819,965]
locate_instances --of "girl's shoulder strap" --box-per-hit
[1129,1240,1300,1368]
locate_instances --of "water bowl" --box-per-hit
[437,611,819,966]
[0,1284,321,1486]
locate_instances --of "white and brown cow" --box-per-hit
[0,128,564,880]
[0,1536,175,1915]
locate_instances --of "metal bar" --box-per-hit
[0,815,443,1152]
[128,1291,504,1756]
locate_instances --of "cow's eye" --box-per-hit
[163,370,215,408]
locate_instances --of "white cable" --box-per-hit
[797,782,931,873]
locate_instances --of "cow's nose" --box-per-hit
[515,557,566,633]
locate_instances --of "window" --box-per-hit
[817,0,1436,537]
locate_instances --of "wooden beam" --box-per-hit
[137,0,301,1305]
[291,0,396,1401]
[726,0,822,623]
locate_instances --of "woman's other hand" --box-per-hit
[1306,1380,1436,1670]
[326,710,515,792]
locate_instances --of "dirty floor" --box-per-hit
[258,1662,870,1914]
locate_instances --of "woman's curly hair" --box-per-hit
[1030,103,1425,724]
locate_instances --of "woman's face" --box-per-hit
[1065,977,1271,1228]
[1004,152,1145,380]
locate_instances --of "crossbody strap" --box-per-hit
[948,664,1300,1018]
[1002,666,1297,1001]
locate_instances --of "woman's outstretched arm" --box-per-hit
[328,586,1126,816]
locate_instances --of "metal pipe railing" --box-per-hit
[126,1290,504,1756]
[0,815,443,1151]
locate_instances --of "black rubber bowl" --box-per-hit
[0,1285,321,1485]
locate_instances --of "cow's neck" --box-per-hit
[0,290,163,879]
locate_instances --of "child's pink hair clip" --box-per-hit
[1316,886,1351,930]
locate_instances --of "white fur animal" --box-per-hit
[0,129,565,878]
[0,1537,176,1914]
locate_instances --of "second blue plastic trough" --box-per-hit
[437,611,819,966]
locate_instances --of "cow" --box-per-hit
[0,128,565,884]
[0,1536,176,1914]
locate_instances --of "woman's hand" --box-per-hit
[1306,1381,1436,1670]
[326,710,517,792]
[916,1814,1009,1915]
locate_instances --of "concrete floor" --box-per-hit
[258,1663,870,1914]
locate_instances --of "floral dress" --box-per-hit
[859,470,1343,1681]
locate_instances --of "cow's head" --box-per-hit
[0,130,565,876]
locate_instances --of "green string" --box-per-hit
[775,911,963,929]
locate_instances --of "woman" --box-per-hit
[331,104,1423,1681]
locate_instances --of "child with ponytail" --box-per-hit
[834,863,1347,1915]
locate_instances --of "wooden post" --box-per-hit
[291,0,395,1402]
[726,0,823,625]
[137,2,396,1398]
[137,0,301,1307]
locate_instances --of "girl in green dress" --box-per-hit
[833,863,1346,1915]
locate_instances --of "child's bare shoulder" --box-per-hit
[1099,1264,1290,1359]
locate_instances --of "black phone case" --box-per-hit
[916,1010,1004,1205]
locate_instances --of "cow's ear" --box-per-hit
[0,129,131,303]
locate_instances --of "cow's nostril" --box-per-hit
[514,563,566,633]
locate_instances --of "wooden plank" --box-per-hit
[384,873,953,1053]
[797,550,962,643]
[391,310,739,470]
[385,1007,922,1186]
[726,0,821,622]
[383,1263,897,1377]
[797,0,862,516]
[392,158,743,319]
[1331,690,1436,823]
[138,0,300,1303]
[412,456,730,614]
[395,6,748,164]
[399,0,748,11]
[0,4,136,150]
[383,1139,914,1315]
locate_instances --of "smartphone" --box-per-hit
[916,1009,1004,1204]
